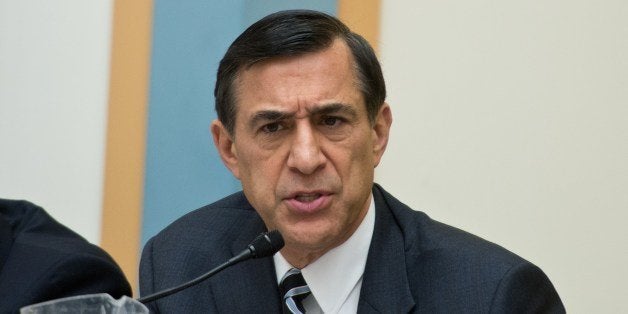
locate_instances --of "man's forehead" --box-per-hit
[235,39,354,85]
[240,50,358,93]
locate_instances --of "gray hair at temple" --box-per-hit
[214,9,386,135]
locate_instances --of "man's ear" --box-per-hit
[211,120,240,179]
[372,103,392,168]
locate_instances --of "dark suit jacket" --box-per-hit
[140,184,564,313]
[0,199,132,314]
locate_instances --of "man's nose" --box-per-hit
[286,123,326,175]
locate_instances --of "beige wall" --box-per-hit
[376,1,627,312]
[0,0,114,244]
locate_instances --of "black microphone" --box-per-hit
[138,230,284,304]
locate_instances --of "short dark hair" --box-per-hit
[214,9,386,135]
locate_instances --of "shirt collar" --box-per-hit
[274,193,375,313]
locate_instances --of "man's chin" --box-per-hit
[282,230,337,256]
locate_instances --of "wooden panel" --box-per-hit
[338,0,381,53]
[101,0,153,296]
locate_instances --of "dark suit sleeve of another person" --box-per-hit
[0,199,132,313]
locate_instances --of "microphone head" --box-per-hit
[248,230,284,258]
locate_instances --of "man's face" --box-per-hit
[212,39,391,265]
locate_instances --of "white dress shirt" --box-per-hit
[274,194,375,314]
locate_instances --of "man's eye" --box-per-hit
[262,122,282,133]
[322,116,342,127]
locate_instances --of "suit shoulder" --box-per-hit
[1,241,131,310]
[144,191,262,256]
[139,191,268,301]
[375,185,530,270]
[149,191,254,236]
[0,199,131,311]
[1,199,119,260]
[373,185,564,311]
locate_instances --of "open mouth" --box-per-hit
[285,192,332,213]
[294,193,322,202]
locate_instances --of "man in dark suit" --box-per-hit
[140,10,564,313]
[0,199,132,313]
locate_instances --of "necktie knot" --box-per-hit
[279,268,311,314]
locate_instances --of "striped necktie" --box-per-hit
[279,268,311,314]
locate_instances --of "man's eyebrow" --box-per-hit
[308,103,358,118]
[248,103,357,129]
[249,110,295,128]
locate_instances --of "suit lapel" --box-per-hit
[358,185,415,313]
[209,216,282,313]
